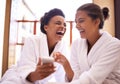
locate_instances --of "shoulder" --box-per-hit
[102,32,120,51]
[70,38,86,52]
[23,35,43,46]
[105,32,120,46]
[24,34,44,42]
[71,38,85,46]
[109,37,120,49]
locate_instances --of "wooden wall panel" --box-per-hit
[2,0,12,76]
[114,0,120,39]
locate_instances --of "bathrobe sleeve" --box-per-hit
[17,37,38,84]
[0,66,23,84]
[70,39,81,80]
[71,39,120,84]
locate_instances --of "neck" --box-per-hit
[87,31,101,53]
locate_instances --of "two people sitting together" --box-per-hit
[1,3,120,84]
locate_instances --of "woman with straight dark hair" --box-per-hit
[53,3,120,84]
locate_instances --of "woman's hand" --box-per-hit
[53,52,68,67]
[26,58,55,82]
[53,52,74,82]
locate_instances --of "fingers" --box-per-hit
[33,67,55,80]
[36,63,55,80]
[53,52,64,61]
[34,58,56,80]
[53,52,61,61]
[37,58,42,65]
[37,63,55,73]
[38,70,55,79]
[39,67,55,73]
[39,63,55,69]
[53,52,68,66]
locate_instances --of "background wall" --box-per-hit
[93,0,115,36]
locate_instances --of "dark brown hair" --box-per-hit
[102,7,109,20]
[77,3,109,29]
[40,8,65,34]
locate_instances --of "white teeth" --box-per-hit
[56,31,64,35]
[61,31,64,33]
[58,31,64,33]
[79,30,84,32]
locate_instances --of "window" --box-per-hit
[8,0,92,67]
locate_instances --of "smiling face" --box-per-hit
[75,10,100,39]
[44,15,66,42]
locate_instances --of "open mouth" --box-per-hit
[79,30,84,33]
[56,31,65,35]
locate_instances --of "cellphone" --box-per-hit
[41,57,54,64]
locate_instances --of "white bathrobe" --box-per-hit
[0,34,69,84]
[70,31,120,84]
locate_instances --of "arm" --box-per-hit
[70,39,81,80]
[18,37,55,83]
[53,52,74,82]
[53,39,82,82]
[17,37,38,83]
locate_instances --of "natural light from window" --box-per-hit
[9,0,92,66]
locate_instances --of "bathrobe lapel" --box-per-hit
[78,39,90,72]
[39,34,49,58]
[39,34,64,58]
[87,32,111,67]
